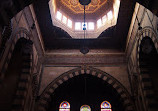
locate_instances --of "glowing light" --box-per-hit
[62,15,67,24]
[52,0,56,13]
[97,18,102,28]
[101,109,112,111]
[88,22,94,30]
[75,22,81,30]
[102,15,107,24]
[101,101,112,111]
[56,11,62,21]
[115,0,120,6]
[107,11,113,20]
[80,105,91,111]
[67,19,72,28]
[113,0,120,18]
[59,101,70,111]
[59,109,70,111]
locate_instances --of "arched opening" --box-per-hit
[139,37,158,93]
[0,38,32,110]
[139,36,158,107]
[59,101,70,111]
[80,105,91,111]
[101,101,112,111]
[47,74,125,111]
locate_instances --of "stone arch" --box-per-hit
[136,27,158,57]
[136,27,158,111]
[0,27,32,80]
[0,27,34,110]
[38,67,134,111]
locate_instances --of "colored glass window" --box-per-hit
[80,105,91,111]
[59,101,70,111]
[101,101,112,111]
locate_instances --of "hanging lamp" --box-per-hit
[79,0,91,5]
[79,0,91,54]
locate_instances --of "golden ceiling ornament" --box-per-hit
[60,0,107,13]
[70,0,78,6]
[91,0,99,5]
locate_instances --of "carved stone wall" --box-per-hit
[126,3,158,111]
[37,67,134,111]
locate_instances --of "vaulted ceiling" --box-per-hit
[33,0,134,50]
[0,0,158,50]
[59,0,109,14]
[54,0,114,20]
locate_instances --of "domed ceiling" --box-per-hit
[55,0,114,19]
[49,0,118,38]
[60,0,108,13]
[34,0,135,50]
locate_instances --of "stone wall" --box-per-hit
[126,3,158,111]
[0,4,44,111]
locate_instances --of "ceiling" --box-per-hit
[59,0,109,13]
[0,0,157,51]
[33,0,135,50]
[0,0,157,26]
[55,0,113,20]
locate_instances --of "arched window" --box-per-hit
[80,105,91,111]
[59,101,70,111]
[101,101,112,111]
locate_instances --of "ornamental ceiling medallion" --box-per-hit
[61,0,107,13]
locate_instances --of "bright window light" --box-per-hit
[82,22,87,30]
[56,11,62,21]
[75,22,81,30]
[62,15,67,24]
[107,11,113,20]
[116,0,120,7]
[102,15,107,24]
[67,19,72,28]
[97,19,102,28]
[88,22,94,30]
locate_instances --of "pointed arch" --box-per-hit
[0,27,34,110]
[59,101,70,111]
[136,27,158,111]
[38,67,134,111]
[80,105,91,111]
[0,27,32,80]
[101,101,112,111]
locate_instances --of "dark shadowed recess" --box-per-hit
[48,74,125,111]
[139,37,158,96]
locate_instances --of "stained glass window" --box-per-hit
[80,105,91,111]
[59,101,70,111]
[101,101,112,111]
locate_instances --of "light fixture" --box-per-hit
[79,0,91,54]
[79,0,91,5]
